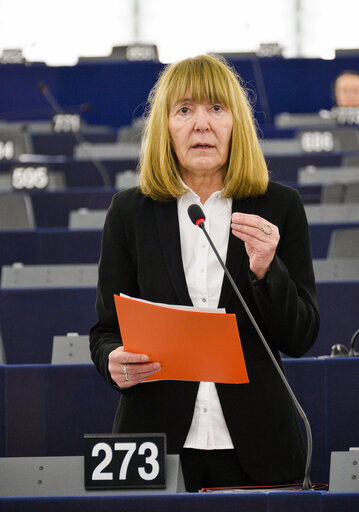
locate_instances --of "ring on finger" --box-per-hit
[261,223,272,236]
[123,364,130,382]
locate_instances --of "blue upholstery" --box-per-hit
[312,281,359,357]
[0,229,102,269]
[283,358,327,482]
[3,364,118,457]
[0,364,5,456]
[309,223,359,258]
[266,153,344,182]
[0,288,97,364]
[30,188,115,227]
[325,358,359,453]
[31,133,116,156]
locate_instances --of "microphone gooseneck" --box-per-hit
[187,203,313,491]
[349,328,359,357]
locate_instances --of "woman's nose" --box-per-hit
[193,108,210,131]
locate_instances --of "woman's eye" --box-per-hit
[179,107,189,114]
[213,104,222,112]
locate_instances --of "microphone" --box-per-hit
[349,328,359,357]
[38,81,111,187]
[187,203,313,491]
[37,82,63,113]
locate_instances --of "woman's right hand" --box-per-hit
[108,346,161,389]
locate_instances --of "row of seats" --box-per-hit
[0,121,117,156]
[0,224,356,270]
[1,357,358,485]
[4,118,359,157]
[1,176,358,228]
[4,193,359,229]
[0,281,357,362]
[0,154,348,183]
[0,159,137,188]
[2,255,359,289]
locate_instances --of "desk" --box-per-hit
[0,491,358,512]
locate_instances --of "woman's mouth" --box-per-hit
[191,144,215,149]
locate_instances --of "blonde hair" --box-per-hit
[139,54,268,202]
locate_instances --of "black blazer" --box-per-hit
[90,181,319,484]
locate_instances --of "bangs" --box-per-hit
[166,57,233,109]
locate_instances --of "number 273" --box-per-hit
[91,441,160,481]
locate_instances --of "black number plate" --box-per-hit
[84,433,166,490]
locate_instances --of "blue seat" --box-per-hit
[3,364,119,457]
[0,365,5,456]
[0,229,102,270]
[284,357,359,484]
[30,189,115,227]
[309,223,359,258]
[306,281,359,358]
[0,288,97,364]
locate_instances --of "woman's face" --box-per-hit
[168,95,233,180]
[335,74,359,107]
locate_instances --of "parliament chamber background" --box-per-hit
[0,51,359,510]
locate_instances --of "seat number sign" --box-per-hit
[84,434,166,489]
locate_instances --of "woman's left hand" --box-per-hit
[231,212,280,280]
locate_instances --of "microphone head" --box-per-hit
[330,343,349,357]
[80,102,92,112]
[37,82,48,94]
[188,204,206,227]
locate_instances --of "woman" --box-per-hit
[89,54,319,492]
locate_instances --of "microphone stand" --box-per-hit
[38,82,112,187]
[198,220,313,491]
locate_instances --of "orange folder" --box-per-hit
[114,294,249,384]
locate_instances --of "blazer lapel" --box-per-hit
[153,194,259,309]
[218,195,259,308]
[153,199,193,306]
